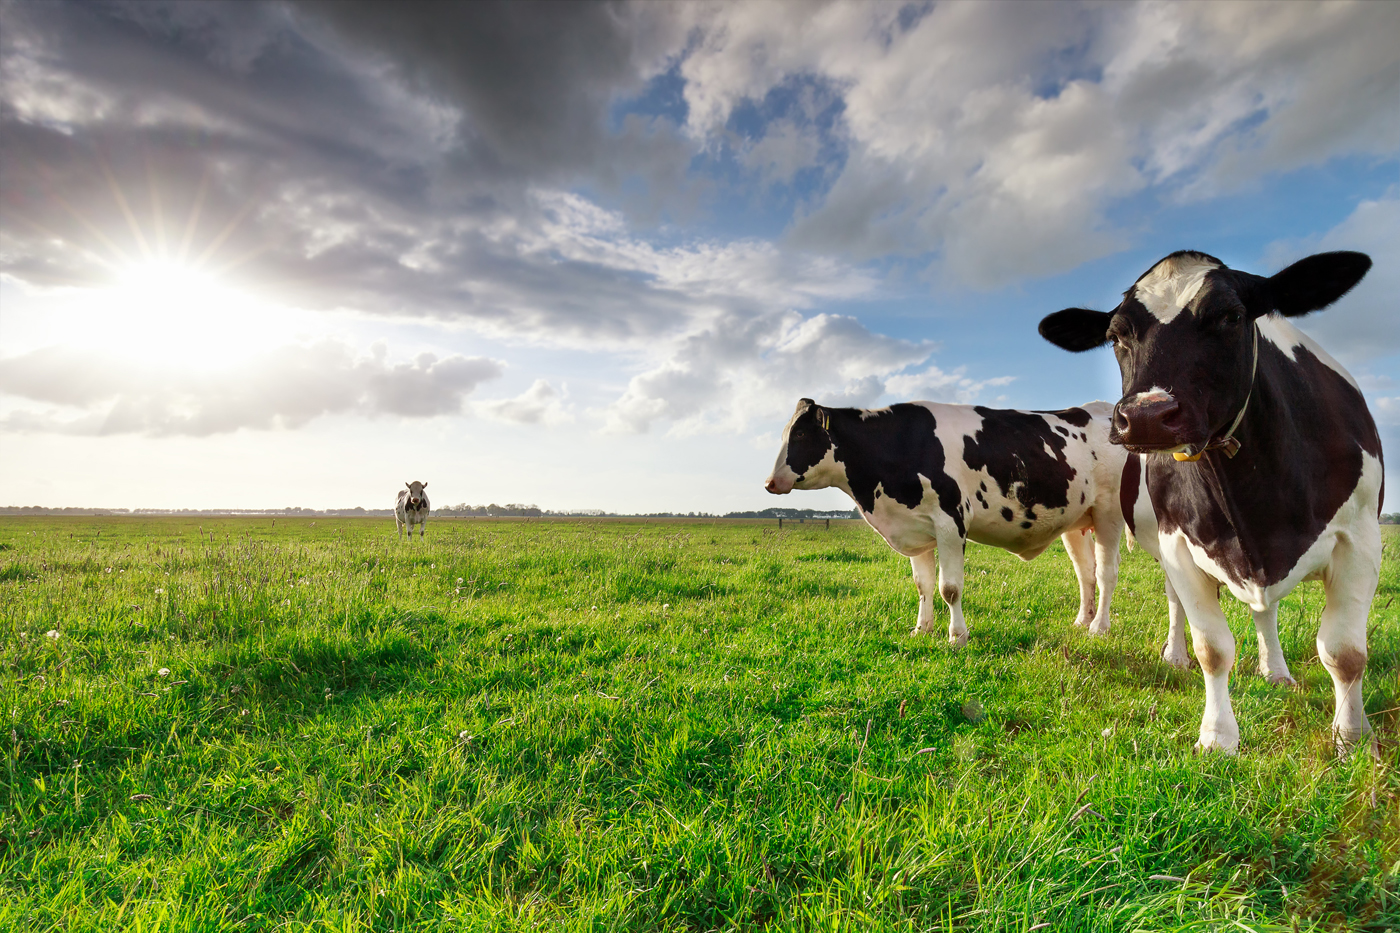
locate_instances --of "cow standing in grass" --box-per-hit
[1039,250,1382,755]
[765,399,1128,646]
[396,481,430,540]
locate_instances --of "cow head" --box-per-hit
[765,398,840,494]
[1038,250,1370,456]
[404,480,427,508]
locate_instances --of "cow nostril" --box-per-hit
[1113,408,1130,432]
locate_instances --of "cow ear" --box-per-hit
[421,483,427,489]
[1039,308,1113,352]
[1267,251,1371,317]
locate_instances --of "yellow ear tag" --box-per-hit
[1173,451,1203,462]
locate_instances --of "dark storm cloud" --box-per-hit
[296,0,682,180]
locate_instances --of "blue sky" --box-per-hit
[1,0,1396,513]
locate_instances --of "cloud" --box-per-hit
[1265,192,1400,362]
[478,379,571,426]
[0,342,503,435]
[676,1,1400,284]
[1,1,1392,444]
[604,310,946,435]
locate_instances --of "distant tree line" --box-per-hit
[1,504,860,519]
[721,507,860,520]
[1383,513,1400,525]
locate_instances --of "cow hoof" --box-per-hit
[1087,621,1111,636]
[947,631,968,648]
[1261,670,1297,687]
[1161,646,1192,671]
[1072,616,1092,629]
[1332,727,1379,760]
[1193,736,1239,756]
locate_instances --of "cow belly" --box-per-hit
[966,503,1090,557]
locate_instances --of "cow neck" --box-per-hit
[1173,323,1258,462]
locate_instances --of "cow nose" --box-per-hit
[764,477,779,494]
[1112,395,1182,449]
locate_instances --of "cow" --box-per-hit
[1039,250,1381,755]
[765,399,1129,646]
[395,481,430,540]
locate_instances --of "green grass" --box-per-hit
[1,516,1397,932]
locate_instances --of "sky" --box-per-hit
[1,0,1397,514]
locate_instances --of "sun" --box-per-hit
[54,259,301,368]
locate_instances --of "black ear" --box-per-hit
[421,483,427,489]
[1039,308,1114,352]
[1268,251,1371,317]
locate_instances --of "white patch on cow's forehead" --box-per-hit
[1134,255,1220,324]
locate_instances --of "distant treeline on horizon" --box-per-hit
[0,504,863,520]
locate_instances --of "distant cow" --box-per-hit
[765,399,1128,645]
[1040,250,1381,755]
[396,481,430,540]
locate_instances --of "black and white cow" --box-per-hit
[1040,250,1382,754]
[395,481,430,540]
[765,399,1128,645]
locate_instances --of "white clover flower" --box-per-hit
[154,588,164,595]
[457,578,464,585]
[45,630,60,640]
[662,603,670,610]
[158,668,170,677]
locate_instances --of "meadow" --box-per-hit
[1,515,1397,932]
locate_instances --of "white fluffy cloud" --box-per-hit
[478,379,572,426]
[0,343,502,436]
[679,1,1400,284]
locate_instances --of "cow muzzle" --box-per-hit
[1111,393,1186,451]
[764,475,791,494]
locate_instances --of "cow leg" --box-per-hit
[1251,605,1295,686]
[1160,575,1191,670]
[1088,515,1123,635]
[1318,534,1379,756]
[1061,529,1097,629]
[420,519,427,539]
[396,518,404,540]
[937,536,968,647]
[909,549,940,637]
[1166,554,1239,753]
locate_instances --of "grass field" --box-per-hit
[2,515,1397,932]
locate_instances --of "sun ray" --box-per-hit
[147,157,169,260]
[178,168,212,265]
[98,155,153,262]
[192,193,262,271]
